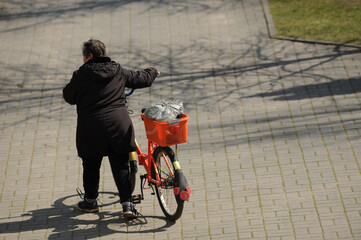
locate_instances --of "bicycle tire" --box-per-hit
[152,146,184,221]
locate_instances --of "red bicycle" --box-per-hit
[126,89,192,221]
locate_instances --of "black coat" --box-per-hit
[63,57,158,158]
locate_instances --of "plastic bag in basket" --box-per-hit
[144,99,183,122]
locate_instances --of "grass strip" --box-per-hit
[268,0,361,45]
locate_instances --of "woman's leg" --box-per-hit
[108,153,132,203]
[82,156,103,200]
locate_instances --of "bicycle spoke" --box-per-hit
[157,157,172,179]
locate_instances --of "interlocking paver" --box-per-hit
[1,0,361,239]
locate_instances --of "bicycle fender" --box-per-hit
[154,146,192,201]
[171,156,192,201]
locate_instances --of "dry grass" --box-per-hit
[268,0,361,45]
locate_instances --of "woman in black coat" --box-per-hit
[63,39,159,219]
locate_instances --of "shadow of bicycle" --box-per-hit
[0,192,175,239]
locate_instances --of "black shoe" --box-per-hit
[122,202,139,220]
[77,200,99,213]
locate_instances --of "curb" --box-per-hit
[260,0,361,49]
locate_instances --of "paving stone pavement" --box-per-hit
[0,0,360,239]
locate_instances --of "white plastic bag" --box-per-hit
[144,100,183,122]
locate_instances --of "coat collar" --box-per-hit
[87,56,111,64]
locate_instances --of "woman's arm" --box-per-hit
[62,71,78,105]
[123,67,159,89]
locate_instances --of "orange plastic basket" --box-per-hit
[141,113,189,147]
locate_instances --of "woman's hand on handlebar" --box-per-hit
[149,66,160,76]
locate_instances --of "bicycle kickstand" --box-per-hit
[132,175,146,204]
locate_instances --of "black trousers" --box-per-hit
[82,153,131,203]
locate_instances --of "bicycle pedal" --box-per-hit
[132,194,142,204]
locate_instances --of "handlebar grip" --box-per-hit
[125,89,135,97]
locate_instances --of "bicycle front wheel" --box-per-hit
[152,146,184,221]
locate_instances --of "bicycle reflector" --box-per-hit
[179,186,192,201]
[174,170,192,201]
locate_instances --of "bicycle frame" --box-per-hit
[134,139,174,188]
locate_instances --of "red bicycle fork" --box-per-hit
[135,140,165,187]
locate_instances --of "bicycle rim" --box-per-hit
[153,147,184,221]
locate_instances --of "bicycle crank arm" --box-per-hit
[131,194,142,204]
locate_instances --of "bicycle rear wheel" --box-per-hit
[152,146,184,221]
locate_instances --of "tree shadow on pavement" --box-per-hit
[1,33,360,139]
[255,77,361,101]
[1,0,360,146]
[0,192,175,239]
[0,0,229,33]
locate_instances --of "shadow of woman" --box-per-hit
[0,192,176,239]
